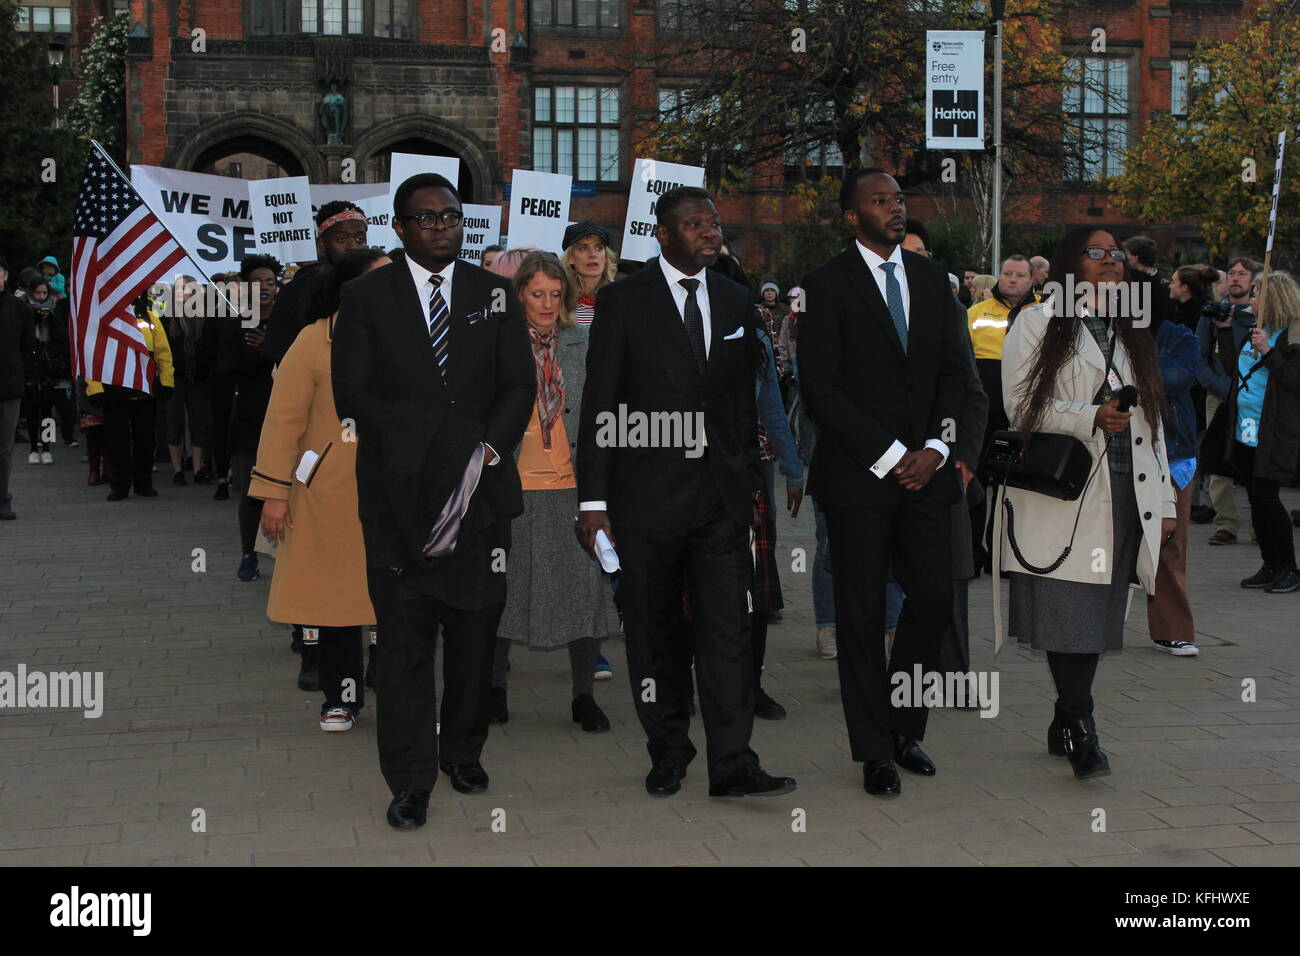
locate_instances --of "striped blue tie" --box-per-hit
[427,274,449,381]
[879,262,908,354]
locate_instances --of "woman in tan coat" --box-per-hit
[251,249,386,732]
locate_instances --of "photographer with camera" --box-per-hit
[1196,257,1258,545]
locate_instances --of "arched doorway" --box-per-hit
[193,137,305,179]
[367,138,475,202]
[169,112,325,182]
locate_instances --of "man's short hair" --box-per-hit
[1227,256,1259,275]
[393,173,460,220]
[314,200,364,229]
[655,186,713,226]
[239,254,284,281]
[839,166,892,211]
[1001,254,1030,271]
[1122,235,1158,268]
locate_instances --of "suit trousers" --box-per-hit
[824,494,953,762]
[1147,476,1195,643]
[614,466,759,785]
[366,568,502,795]
[104,398,157,495]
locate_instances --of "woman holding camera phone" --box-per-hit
[999,227,1177,779]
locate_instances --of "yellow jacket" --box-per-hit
[86,302,174,396]
[967,290,1040,361]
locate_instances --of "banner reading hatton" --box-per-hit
[925,30,985,151]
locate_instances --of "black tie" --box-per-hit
[679,277,707,375]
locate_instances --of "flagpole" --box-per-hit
[89,139,241,317]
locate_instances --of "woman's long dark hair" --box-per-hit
[1015,226,1165,440]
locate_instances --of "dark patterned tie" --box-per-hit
[879,261,908,354]
[427,274,450,382]
[678,277,707,375]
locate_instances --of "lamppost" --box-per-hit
[48,40,66,128]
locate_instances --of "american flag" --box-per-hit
[70,143,188,393]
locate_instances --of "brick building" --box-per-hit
[119,0,1257,269]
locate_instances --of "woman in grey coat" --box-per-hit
[491,252,612,732]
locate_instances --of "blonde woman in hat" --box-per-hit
[561,220,619,328]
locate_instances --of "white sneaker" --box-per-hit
[319,707,354,732]
[816,626,837,659]
[27,452,39,464]
[1153,640,1199,656]
[40,451,53,465]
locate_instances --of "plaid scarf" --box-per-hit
[528,324,566,450]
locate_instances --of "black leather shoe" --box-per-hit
[571,693,610,732]
[894,734,936,775]
[488,686,508,724]
[864,758,902,795]
[1061,716,1111,779]
[709,767,797,797]
[645,760,686,796]
[1242,564,1277,588]
[440,762,489,794]
[386,789,430,829]
[1047,704,1069,757]
[754,688,787,720]
[135,486,159,497]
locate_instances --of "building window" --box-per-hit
[1171,58,1216,126]
[15,4,72,32]
[288,0,410,37]
[658,0,709,33]
[533,85,622,182]
[532,0,623,29]
[782,101,845,184]
[659,86,737,182]
[249,0,296,35]
[1063,55,1130,181]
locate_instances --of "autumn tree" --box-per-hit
[1110,0,1300,262]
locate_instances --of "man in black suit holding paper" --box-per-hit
[333,174,535,829]
[798,169,970,797]
[576,186,796,799]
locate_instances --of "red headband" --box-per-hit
[318,208,368,235]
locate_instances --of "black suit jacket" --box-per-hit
[799,245,969,508]
[332,252,536,598]
[577,257,760,531]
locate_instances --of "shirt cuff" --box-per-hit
[483,442,501,466]
[870,440,907,479]
[579,501,607,511]
[923,439,950,466]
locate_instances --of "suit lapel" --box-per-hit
[841,247,905,360]
[647,257,700,375]
[901,251,931,357]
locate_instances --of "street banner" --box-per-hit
[249,176,316,263]
[129,165,253,277]
[308,182,398,253]
[459,204,502,265]
[621,159,706,263]
[506,169,571,254]
[925,30,986,150]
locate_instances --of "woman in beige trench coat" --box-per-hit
[995,227,1177,779]
[251,250,386,733]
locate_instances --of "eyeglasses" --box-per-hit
[400,210,463,230]
[1083,246,1127,262]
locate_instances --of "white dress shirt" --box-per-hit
[854,240,950,479]
[579,257,713,513]
[407,255,500,465]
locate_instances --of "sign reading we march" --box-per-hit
[925,30,985,151]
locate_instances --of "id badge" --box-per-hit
[1107,369,1123,392]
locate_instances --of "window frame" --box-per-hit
[1062,53,1133,183]
[531,82,625,185]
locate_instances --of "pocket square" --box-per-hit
[722,326,745,340]
[465,308,489,325]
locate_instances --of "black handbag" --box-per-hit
[981,431,1093,501]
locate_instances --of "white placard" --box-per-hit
[387,152,461,228]
[130,165,254,277]
[458,204,502,265]
[249,176,316,262]
[308,182,398,254]
[621,159,707,263]
[925,30,985,151]
[506,169,571,254]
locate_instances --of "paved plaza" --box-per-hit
[1,452,1298,867]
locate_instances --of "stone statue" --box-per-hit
[320,83,348,145]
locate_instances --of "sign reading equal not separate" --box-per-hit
[620,159,706,264]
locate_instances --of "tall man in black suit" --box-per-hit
[798,169,970,797]
[333,174,535,829]
[576,186,796,799]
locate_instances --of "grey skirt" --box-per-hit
[498,486,610,648]
[1008,467,1141,654]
